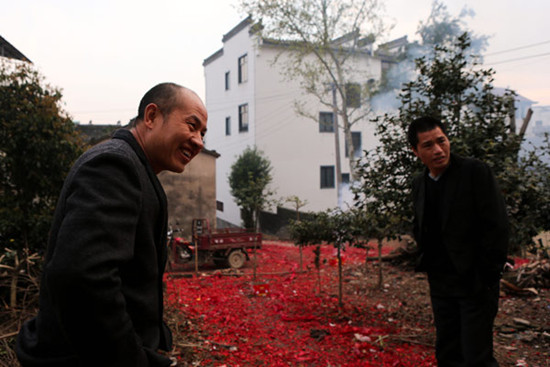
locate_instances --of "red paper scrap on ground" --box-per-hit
[165,241,436,366]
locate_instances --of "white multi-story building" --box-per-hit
[203,17,384,228]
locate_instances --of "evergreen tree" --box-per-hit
[228,146,273,229]
[354,33,550,253]
[0,61,84,255]
[289,208,366,306]
[0,60,84,307]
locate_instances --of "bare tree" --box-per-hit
[239,0,388,189]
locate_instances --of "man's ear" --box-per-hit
[143,103,161,129]
[411,147,419,158]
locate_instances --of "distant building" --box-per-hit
[529,105,550,137]
[522,106,550,165]
[203,17,390,229]
[532,116,550,136]
[158,148,220,237]
[492,87,537,126]
[0,35,31,63]
[75,123,119,146]
[376,35,408,76]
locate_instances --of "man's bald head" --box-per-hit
[135,83,200,124]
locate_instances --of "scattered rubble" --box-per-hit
[502,259,550,291]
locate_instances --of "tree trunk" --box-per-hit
[317,267,322,295]
[295,208,303,272]
[332,85,343,207]
[253,207,260,282]
[365,246,370,273]
[519,108,533,140]
[253,236,258,282]
[314,245,322,294]
[337,243,343,308]
[299,245,303,272]
[377,239,383,289]
[10,252,20,309]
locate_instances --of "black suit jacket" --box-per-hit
[17,129,172,367]
[412,154,509,284]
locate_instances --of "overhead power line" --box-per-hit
[486,52,550,66]
[484,39,550,57]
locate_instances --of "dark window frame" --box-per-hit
[238,103,249,132]
[225,71,230,90]
[345,82,361,108]
[320,165,335,189]
[238,54,248,84]
[342,173,350,184]
[225,116,231,136]
[319,111,334,132]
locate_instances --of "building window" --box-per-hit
[225,71,230,90]
[319,112,334,132]
[225,116,231,136]
[342,173,350,184]
[238,104,248,132]
[345,82,361,108]
[345,131,362,158]
[216,201,224,212]
[238,54,248,83]
[320,166,335,189]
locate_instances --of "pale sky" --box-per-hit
[1,0,549,125]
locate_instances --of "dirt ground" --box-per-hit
[349,265,550,367]
[1,241,549,366]
[163,241,550,366]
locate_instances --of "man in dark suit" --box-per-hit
[408,116,509,367]
[16,83,207,366]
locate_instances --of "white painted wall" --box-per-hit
[205,19,383,226]
[254,45,382,213]
[204,25,258,226]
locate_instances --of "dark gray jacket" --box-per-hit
[17,129,172,367]
[412,154,509,284]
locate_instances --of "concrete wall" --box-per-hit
[158,150,218,238]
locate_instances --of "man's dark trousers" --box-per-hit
[428,273,500,367]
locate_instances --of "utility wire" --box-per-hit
[484,39,550,57]
[486,52,550,66]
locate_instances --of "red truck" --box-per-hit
[167,218,262,271]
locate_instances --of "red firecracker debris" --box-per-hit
[165,242,437,366]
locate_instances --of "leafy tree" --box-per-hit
[289,211,328,294]
[355,33,550,254]
[289,208,365,306]
[355,203,402,289]
[286,195,308,271]
[228,146,273,230]
[0,60,84,307]
[239,0,387,188]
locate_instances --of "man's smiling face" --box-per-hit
[146,90,208,174]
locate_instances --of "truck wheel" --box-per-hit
[227,250,246,269]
